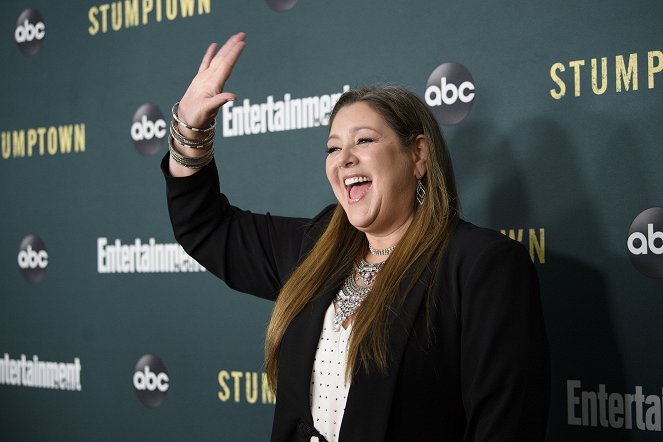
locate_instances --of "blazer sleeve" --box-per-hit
[161,155,332,301]
[459,236,550,441]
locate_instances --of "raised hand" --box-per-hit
[178,32,246,130]
[168,33,246,176]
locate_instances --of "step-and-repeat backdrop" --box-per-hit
[1,0,662,440]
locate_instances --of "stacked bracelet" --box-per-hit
[171,102,215,133]
[168,135,215,169]
[168,101,216,168]
[170,119,215,149]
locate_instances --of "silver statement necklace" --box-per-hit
[334,258,386,330]
[368,244,396,256]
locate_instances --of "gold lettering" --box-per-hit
[125,0,139,27]
[262,373,275,404]
[47,127,58,155]
[27,129,37,156]
[648,50,663,89]
[98,4,110,33]
[616,53,638,92]
[230,370,242,403]
[217,370,230,401]
[180,0,195,17]
[591,57,608,95]
[12,130,25,158]
[568,60,585,97]
[74,124,86,152]
[58,125,73,154]
[198,0,210,14]
[142,0,154,24]
[1,132,10,159]
[529,228,545,264]
[500,229,523,242]
[500,228,545,264]
[111,2,123,31]
[549,63,566,99]
[37,127,47,156]
[245,372,258,404]
[88,7,100,35]
[166,0,178,20]
[156,0,162,21]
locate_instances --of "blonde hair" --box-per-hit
[265,85,459,391]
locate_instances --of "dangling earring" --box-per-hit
[416,177,426,206]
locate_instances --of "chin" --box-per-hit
[344,209,377,232]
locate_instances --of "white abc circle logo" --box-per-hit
[131,115,166,141]
[627,207,663,278]
[15,9,45,57]
[426,77,475,106]
[18,235,48,283]
[133,365,170,392]
[18,245,49,269]
[15,19,45,43]
[133,354,169,407]
[425,62,475,125]
[131,103,166,156]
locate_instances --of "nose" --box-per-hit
[336,147,357,168]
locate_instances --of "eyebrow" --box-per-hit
[327,126,378,141]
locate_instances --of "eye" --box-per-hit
[326,146,340,155]
[357,138,373,145]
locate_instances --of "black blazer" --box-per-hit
[163,157,550,441]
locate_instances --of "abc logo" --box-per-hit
[627,207,663,278]
[133,354,169,407]
[425,62,475,125]
[266,0,297,11]
[15,9,45,57]
[131,103,166,156]
[18,235,48,283]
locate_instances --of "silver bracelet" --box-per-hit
[168,135,214,169]
[171,102,215,133]
[170,119,215,149]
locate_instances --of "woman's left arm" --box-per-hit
[460,237,550,441]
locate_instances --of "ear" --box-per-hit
[411,134,429,179]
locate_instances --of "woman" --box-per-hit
[163,33,550,441]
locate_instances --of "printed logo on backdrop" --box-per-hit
[97,237,206,273]
[217,369,276,405]
[0,354,81,391]
[133,354,169,407]
[266,0,297,12]
[568,380,662,431]
[131,104,166,156]
[549,51,663,99]
[18,235,48,283]
[425,62,475,125]
[222,85,350,137]
[87,0,212,36]
[15,9,45,57]
[627,207,663,278]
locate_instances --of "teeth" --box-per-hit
[344,176,371,186]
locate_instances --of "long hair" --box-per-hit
[265,85,460,391]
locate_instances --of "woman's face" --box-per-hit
[326,102,424,238]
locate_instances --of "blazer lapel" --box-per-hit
[271,288,337,441]
[338,268,430,442]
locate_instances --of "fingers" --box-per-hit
[208,92,237,110]
[210,32,246,72]
[198,43,218,73]
[198,33,246,74]
[216,32,246,60]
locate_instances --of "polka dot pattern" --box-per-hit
[310,301,352,442]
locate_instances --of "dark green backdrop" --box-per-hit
[2,0,662,440]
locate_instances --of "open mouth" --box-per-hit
[344,176,372,202]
